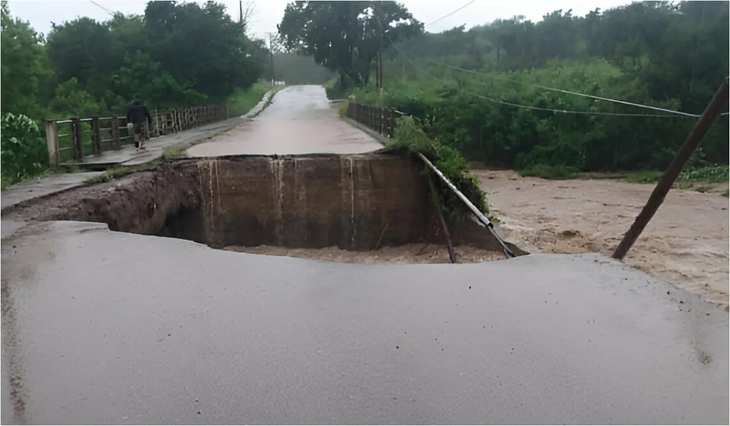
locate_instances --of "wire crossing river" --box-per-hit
[187,85,383,157]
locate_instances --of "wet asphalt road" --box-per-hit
[1,221,728,425]
[187,85,383,157]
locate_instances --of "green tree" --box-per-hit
[1,1,52,117]
[278,1,423,87]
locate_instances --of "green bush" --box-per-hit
[1,113,49,187]
[678,164,729,183]
[352,58,728,173]
[384,116,488,223]
[518,164,578,180]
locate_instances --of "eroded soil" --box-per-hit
[477,169,729,309]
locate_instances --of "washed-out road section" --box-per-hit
[1,221,727,425]
[1,85,728,425]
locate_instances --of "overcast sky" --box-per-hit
[9,0,634,40]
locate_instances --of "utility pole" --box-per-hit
[239,0,243,30]
[612,80,729,260]
[373,1,384,90]
[267,32,276,87]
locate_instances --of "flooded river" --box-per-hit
[477,169,729,309]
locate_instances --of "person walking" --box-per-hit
[126,96,152,150]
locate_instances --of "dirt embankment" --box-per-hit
[477,169,729,309]
[2,163,200,235]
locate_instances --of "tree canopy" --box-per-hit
[1,0,267,119]
[278,1,422,87]
[352,1,728,171]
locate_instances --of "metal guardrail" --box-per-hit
[346,101,515,259]
[45,104,229,165]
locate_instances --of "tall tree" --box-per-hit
[1,1,52,117]
[278,1,422,87]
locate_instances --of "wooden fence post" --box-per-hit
[612,81,730,260]
[110,117,120,149]
[377,105,382,135]
[91,116,101,154]
[71,117,83,160]
[45,120,60,167]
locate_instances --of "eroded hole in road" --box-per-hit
[4,154,509,264]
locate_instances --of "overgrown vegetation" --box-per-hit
[1,113,49,188]
[383,116,488,223]
[627,164,728,183]
[226,83,282,118]
[83,162,158,185]
[328,1,728,174]
[1,1,304,188]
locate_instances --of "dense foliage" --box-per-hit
[2,0,265,119]
[278,1,422,89]
[1,0,285,186]
[353,1,729,172]
[0,113,48,187]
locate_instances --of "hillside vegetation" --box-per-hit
[0,1,327,187]
[303,1,729,174]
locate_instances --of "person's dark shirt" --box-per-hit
[126,100,151,125]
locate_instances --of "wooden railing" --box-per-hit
[346,102,404,139]
[45,104,228,165]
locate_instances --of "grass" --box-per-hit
[518,164,578,180]
[162,144,188,160]
[83,162,158,184]
[337,101,348,118]
[625,170,664,184]
[226,83,286,118]
[626,164,729,185]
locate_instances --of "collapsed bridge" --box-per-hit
[4,152,520,262]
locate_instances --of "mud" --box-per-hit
[2,163,201,236]
[476,169,729,308]
[224,243,506,264]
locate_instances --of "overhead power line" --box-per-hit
[89,0,115,16]
[378,16,721,118]
[439,63,704,118]
[426,0,476,27]
[377,17,702,119]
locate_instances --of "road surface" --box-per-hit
[2,85,728,425]
[1,221,727,425]
[187,85,383,157]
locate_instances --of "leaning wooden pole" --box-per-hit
[612,81,729,260]
[428,176,456,264]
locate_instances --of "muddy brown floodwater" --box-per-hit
[476,169,729,309]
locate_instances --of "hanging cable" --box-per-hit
[378,19,697,119]
[426,0,476,27]
[89,0,115,16]
[438,63,705,118]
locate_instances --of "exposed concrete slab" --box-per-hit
[0,172,101,210]
[187,86,383,157]
[2,221,727,424]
